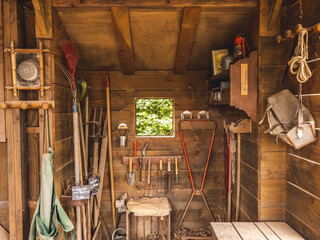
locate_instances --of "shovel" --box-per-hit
[127,157,135,186]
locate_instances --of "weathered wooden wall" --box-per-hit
[283,1,320,239]
[85,71,227,236]
[49,10,74,199]
[256,0,287,222]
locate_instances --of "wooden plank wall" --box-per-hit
[257,0,288,221]
[49,10,74,199]
[85,71,227,236]
[283,1,320,239]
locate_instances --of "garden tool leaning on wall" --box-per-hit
[260,27,316,149]
[29,110,74,240]
[178,110,216,227]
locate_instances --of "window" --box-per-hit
[135,98,174,137]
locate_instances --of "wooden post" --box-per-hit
[4,0,26,238]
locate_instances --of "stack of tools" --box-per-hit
[59,41,111,240]
[123,143,181,195]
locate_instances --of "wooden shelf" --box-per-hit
[206,51,258,122]
[208,69,230,82]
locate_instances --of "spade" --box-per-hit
[127,157,135,186]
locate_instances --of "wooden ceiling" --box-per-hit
[57,3,257,71]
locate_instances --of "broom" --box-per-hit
[63,41,79,82]
[62,41,85,240]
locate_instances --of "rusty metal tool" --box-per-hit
[136,157,143,190]
[127,157,135,186]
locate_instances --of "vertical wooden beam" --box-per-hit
[32,0,52,39]
[267,0,283,31]
[3,0,25,239]
[110,7,135,75]
[174,6,201,74]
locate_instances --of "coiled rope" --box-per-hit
[288,28,312,83]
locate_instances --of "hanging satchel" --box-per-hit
[259,89,316,149]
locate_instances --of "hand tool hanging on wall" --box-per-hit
[133,141,138,169]
[147,158,151,196]
[127,158,135,186]
[175,157,179,184]
[167,159,171,194]
[228,119,252,222]
[117,123,129,148]
[159,159,163,192]
[136,157,143,190]
[178,111,216,227]
[105,68,116,227]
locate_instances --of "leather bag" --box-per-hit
[259,89,316,149]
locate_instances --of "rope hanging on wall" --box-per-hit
[288,28,312,84]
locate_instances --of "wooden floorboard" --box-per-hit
[232,222,267,240]
[210,223,242,240]
[211,222,305,240]
[265,222,304,240]
[254,222,280,240]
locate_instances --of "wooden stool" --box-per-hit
[126,197,171,240]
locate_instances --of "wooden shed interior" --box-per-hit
[0,0,319,239]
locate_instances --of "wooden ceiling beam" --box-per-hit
[175,6,201,74]
[32,0,52,39]
[267,0,283,31]
[53,0,257,8]
[110,7,135,75]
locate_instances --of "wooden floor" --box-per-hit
[211,222,304,240]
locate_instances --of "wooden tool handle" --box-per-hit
[147,158,151,184]
[129,158,132,173]
[160,159,163,171]
[168,159,171,172]
[175,158,178,175]
[133,141,137,157]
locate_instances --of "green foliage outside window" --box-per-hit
[136,98,174,136]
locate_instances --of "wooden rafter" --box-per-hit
[110,7,135,75]
[52,0,257,8]
[32,0,52,39]
[267,0,283,31]
[175,6,201,74]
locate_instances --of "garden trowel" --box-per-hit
[127,157,135,186]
